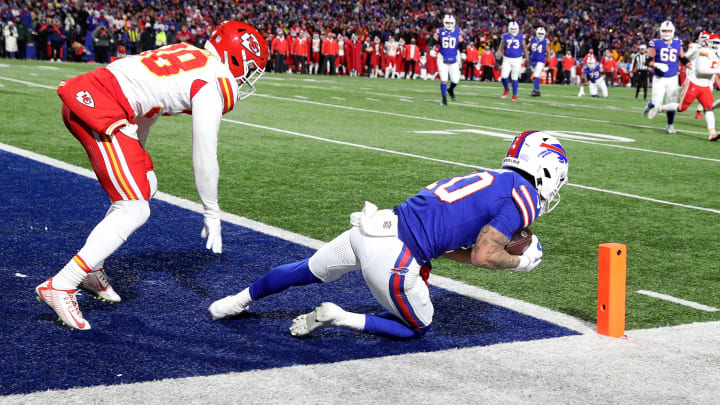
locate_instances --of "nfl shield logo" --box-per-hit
[75,90,95,108]
[383,221,392,230]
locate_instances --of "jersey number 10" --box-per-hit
[426,172,495,203]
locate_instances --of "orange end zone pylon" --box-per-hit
[597,243,627,337]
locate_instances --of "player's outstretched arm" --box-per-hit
[191,83,224,253]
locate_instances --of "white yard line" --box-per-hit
[221,119,720,215]
[257,93,715,158]
[636,290,719,312]
[0,75,58,89]
[0,141,592,334]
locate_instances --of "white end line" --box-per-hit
[636,290,719,312]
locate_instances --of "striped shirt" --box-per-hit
[631,53,649,71]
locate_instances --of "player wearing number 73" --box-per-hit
[35,21,269,330]
[210,131,569,339]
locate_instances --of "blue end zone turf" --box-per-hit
[0,149,578,395]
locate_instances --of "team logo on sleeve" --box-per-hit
[75,90,95,108]
[240,32,261,57]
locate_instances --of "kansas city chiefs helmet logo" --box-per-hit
[240,32,261,57]
[75,90,95,108]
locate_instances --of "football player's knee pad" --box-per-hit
[109,199,151,240]
[308,229,359,282]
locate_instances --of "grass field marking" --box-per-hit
[0,75,57,90]
[222,118,720,215]
[257,94,716,160]
[0,141,591,335]
[0,75,713,162]
[261,79,704,135]
[636,290,720,312]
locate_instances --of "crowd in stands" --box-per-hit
[1,0,718,83]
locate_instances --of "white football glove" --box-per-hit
[512,235,542,272]
[429,49,437,57]
[653,62,669,73]
[201,216,222,253]
[461,52,467,60]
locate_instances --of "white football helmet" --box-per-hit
[660,20,675,41]
[509,21,520,36]
[586,56,597,69]
[536,27,546,41]
[502,131,569,215]
[443,14,456,32]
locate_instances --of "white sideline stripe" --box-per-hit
[636,290,720,312]
[222,119,720,215]
[0,75,57,89]
[257,94,715,160]
[0,141,592,334]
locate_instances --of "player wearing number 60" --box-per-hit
[36,21,269,330]
[210,131,569,339]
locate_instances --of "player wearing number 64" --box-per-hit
[35,21,269,331]
[209,131,569,339]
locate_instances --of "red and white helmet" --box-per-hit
[698,31,711,47]
[503,131,569,215]
[710,33,720,53]
[205,21,268,99]
[659,20,675,41]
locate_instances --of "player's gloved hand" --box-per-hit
[201,215,223,253]
[429,49,437,57]
[653,62,669,72]
[512,235,542,272]
[461,52,467,60]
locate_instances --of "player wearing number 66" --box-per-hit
[36,21,269,330]
[643,20,690,134]
[209,131,569,339]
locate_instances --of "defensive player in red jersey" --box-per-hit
[35,21,268,330]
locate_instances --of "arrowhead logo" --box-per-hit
[240,32,261,57]
[75,90,95,108]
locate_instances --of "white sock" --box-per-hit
[333,309,366,331]
[53,200,149,289]
[234,288,252,307]
[704,110,715,132]
[53,256,91,290]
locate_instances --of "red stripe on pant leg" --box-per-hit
[392,274,422,329]
[397,247,412,268]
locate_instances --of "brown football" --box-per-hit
[505,228,533,255]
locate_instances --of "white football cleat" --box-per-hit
[666,125,676,134]
[80,269,121,303]
[290,302,344,337]
[36,278,91,330]
[208,293,249,320]
[642,104,651,117]
[647,106,659,120]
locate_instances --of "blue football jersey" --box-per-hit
[649,38,682,77]
[502,33,524,58]
[393,169,541,264]
[530,37,548,64]
[583,65,602,83]
[438,28,461,63]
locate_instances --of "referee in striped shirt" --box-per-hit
[631,45,650,99]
